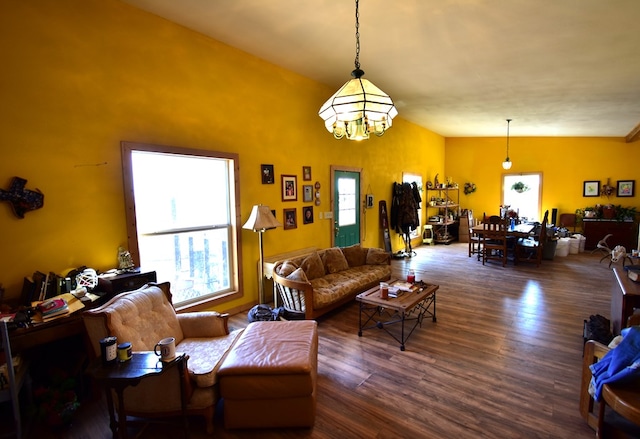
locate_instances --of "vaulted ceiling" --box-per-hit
[121,0,640,139]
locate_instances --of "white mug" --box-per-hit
[154,336,176,362]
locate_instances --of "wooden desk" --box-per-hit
[611,267,640,335]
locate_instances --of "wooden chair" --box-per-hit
[559,213,577,232]
[580,314,640,437]
[468,216,482,259]
[514,210,549,267]
[481,214,508,267]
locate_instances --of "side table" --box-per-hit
[87,351,189,439]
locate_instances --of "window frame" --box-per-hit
[121,141,243,311]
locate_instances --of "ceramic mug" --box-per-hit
[154,336,176,362]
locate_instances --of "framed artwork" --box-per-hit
[583,180,600,197]
[261,164,274,184]
[281,174,297,201]
[617,180,635,197]
[303,185,313,202]
[283,208,297,229]
[303,166,312,181]
[303,206,314,224]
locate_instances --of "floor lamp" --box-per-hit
[242,204,282,304]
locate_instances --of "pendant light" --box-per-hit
[502,119,513,170]
[318,0,397,141]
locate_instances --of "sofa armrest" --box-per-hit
[177,311,230,338]
[273,271,315,320]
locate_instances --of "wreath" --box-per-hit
[464,182,477,195]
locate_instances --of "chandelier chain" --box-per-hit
[354,0,360,70]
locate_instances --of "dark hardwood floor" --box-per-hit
[23,243,628,438]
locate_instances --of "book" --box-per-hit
[38,297,68,316]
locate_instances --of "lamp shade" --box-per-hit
[319,75,398,140]
[242,205,282,231]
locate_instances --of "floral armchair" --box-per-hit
[82,282,242,434]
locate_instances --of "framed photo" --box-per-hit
[583,180,600,197]
[303,166,312,181]
[281,174,297,201]
[303,185,313,202]
[261,164,274,184]
[283,208,297,230]
[617,180,635,197]
[303,206,314,224]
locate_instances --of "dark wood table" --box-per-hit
[87,351,189,439]
[356,280,439,351]
[471,222,535,239]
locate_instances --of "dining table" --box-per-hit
[471,222,536,238]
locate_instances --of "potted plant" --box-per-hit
[582,207,597,218]
[614,205,638,222]
[511,182,529,193]
[602,204,616,219]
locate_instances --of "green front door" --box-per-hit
[333,170,360,247]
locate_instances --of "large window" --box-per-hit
[121,142,242,309]
[502,173,542,222]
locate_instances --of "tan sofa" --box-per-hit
[82,282,243,434]
[272,244,391,319]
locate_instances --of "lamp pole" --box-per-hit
[257,229,265,304]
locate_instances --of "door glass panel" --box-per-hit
[338,177,356,226]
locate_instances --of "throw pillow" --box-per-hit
[366,247,390,265]
[322,247,349,274]
[300,252,325,280]
[277,260,299,277]
[286,267,309,283]
[342,244,367,267]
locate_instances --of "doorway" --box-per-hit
[331,167,362,247]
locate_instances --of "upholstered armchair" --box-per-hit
[82,282,243,434]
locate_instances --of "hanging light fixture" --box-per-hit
[502,119,513,170]
[318,0,397,141]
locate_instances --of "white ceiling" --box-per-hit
[121,0,640,138]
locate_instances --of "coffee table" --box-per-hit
[356,280,439,351]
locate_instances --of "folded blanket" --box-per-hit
[590,326,640,401]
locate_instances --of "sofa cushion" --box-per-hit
[300,252,325,280]
[366,247,390,265]
[342,244,368,267]
[321,247,349,274]
[287,267,309,283]
[277,260,299,277]
[177,328,243,387]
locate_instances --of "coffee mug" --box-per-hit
[154,336,176,362]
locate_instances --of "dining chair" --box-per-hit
[514,210,549,267]
[559,213,577,232]
[1,320,31,439]
[481,214,508,266]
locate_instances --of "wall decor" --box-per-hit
[366,194,374,208]
[303,166,312,181]
[303,185,313,202]
[314,181,321,206]
[303,206,314,224]
[261,164,274,184]
[583,180,600,197]
[283,208,297,229]
[0,176,44,219]
[617,180,635,197]
[281,174,297,201]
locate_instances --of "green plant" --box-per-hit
[613,205,638,222]
[511,181,529,192]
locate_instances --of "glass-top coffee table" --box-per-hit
[356,279,438,351]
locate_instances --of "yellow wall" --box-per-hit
[0,0,443,312]
[446,136,639,221]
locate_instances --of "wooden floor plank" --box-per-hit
[36,243,632,438]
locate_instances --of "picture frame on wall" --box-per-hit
[261,164,274,184]
[303,166,312,181]
[303,185,313,202]
[303,206,314,224]
[583,180,600,197]
[281,174,297,201]
[284,208,297,229]
[617,180,635,197]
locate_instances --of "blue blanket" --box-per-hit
[590,326,640,401]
